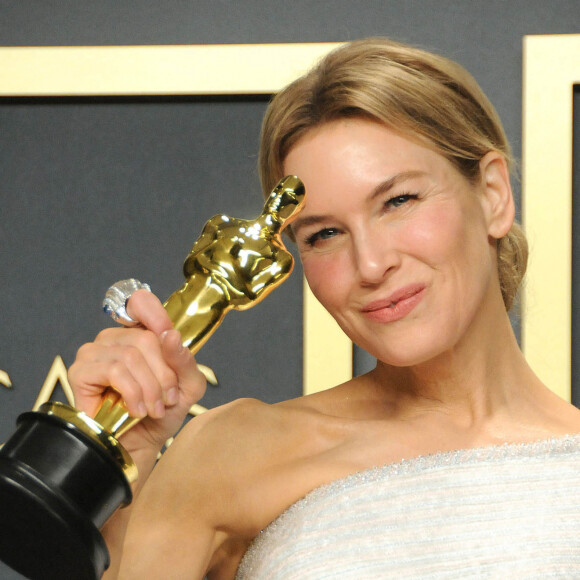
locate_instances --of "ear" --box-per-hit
[478,151,515,239]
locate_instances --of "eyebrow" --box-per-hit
[291,170,427,235]
[368,170,427,200]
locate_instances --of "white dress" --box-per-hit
[236,435,580,579]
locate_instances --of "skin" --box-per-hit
[69,117,580,579]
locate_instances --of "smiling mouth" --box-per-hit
[362,285,425,323]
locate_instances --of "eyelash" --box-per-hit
[304,227,339,247]
[385,193,419,209]
[303,193,419,247]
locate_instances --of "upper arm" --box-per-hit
[116,433,226,578]
[118,514,215,579]
[115,399,267,578]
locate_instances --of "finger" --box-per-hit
[69,357,148,419]
[71,339,169,419]
[96,327,184,412]
[103,361,151,419]
[113,344,168,419]
[126,290,173,336]
[160,330,207,406]
[117,329,182,410]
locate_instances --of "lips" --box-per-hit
[361,284,425,323]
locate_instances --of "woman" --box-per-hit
[69,38,580,578]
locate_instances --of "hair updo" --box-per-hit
[258,38,527,311]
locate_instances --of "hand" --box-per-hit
[68,290,207,456]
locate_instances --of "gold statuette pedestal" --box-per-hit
[0,176,305,580]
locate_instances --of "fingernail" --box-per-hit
[162,330,184,353]
[166,387,179,405]
[174,333,185,353]
[137,402,147,418]
[154,399,165,418]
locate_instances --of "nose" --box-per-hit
[353,229,399,285]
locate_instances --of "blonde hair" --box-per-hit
[258,38,527,311]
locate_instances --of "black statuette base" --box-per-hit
[0,410,133,580]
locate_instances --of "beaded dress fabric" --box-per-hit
[236,435,580,579]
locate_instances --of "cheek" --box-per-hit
[404,205,460,263]
[409,202,493,301]
[302,254,349,309]
[405,201,493,309]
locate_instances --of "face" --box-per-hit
[283,118,503,368]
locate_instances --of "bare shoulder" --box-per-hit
[549,396,580,433]
[175,396,341,480]
[527,379,580,436]
[120,398,330,578]
[160,396,343,520]
[123,389,378,578]
[179,396,321,447]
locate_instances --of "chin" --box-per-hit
[365,335,456,369]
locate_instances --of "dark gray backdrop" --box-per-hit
[0,2,579,578]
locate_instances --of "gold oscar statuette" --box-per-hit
[0,175,305,580]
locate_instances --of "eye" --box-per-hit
[305,227,340,247]
[385,193,418,209]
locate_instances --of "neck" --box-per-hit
[370,298,545,433]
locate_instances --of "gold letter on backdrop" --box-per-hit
[32,355,74,410]
[0,370,11,389]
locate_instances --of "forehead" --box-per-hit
[282,118,455,196]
